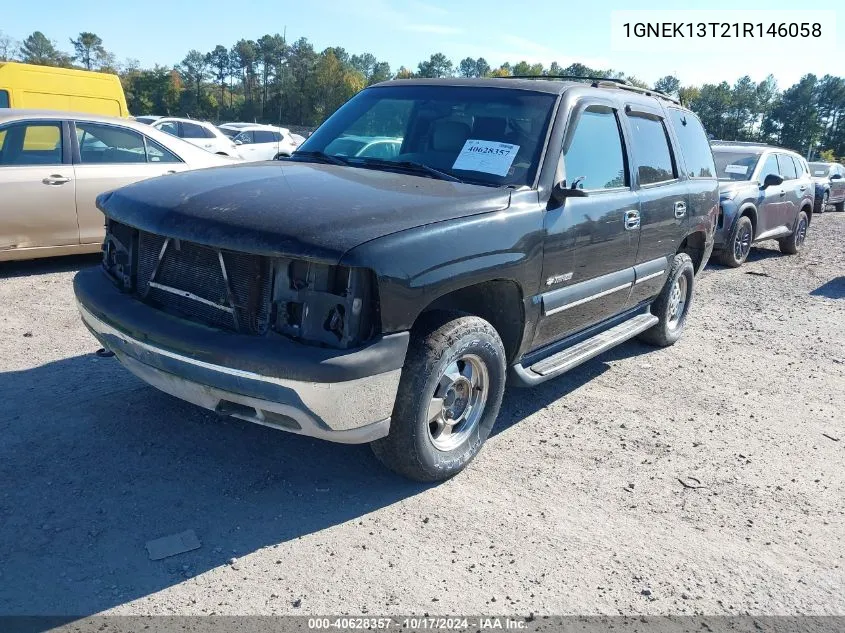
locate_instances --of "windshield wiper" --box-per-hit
[291,150,349,166]
[353,158,464,183]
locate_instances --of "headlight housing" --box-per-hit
[270,259,379,349]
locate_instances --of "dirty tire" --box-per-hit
[370,313,506,482]
[779,210,809,255]
[815,191,828,214]
[718,215,754,268]
[835,201,845,212]
[639,253,695,348]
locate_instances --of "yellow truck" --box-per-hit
[0,62,128,117]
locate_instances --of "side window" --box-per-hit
[145,137,182,163]
[254,130,277,143]
[759,154,779,182]
[76,123,146,164]
[0,122,63,166]
[791,156,806,178]
[667,109,715,178]
[627,114,677,185]
[777,154,797,180]
[0,90,9,108]
[234,131,255,144]
[157,121,179,137]
[563,106,628,191]
[181,122,207,139]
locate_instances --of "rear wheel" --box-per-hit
[370,314,506,482]
[639,253,695,348]
[717,215,753,268]
[836,201,845,212]
[778,210,809,255]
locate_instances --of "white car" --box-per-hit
[151,117,241,157]
[219,124,300,161]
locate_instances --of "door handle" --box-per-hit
[779,190,786,197]
[674,201,687,218]
[163,170,177,175]
[42,174,70,185]
[799,185,807,191]
[204,144,212,148]
[624,209,640,230]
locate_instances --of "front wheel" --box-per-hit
[370,314,506,482]
[639,253,695,348]
[717,215,753,268]
[835,201,845,212]
[778,210,809,255]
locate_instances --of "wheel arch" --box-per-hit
[677,230,709,274]
[735,203,758,239]
[415,279,526,364]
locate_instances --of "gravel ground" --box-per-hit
[0,213,843,617]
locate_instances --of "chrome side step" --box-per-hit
[511,313,658,387]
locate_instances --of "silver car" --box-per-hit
[0,109,238,262]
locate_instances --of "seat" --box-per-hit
[472,116,507,141]
[430,120,471,153]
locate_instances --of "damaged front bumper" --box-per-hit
[74,268,409,444]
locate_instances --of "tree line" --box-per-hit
[1,29,842,161]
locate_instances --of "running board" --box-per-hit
[510,313,658,387]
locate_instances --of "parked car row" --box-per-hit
[133,117,302,161]
[809,161,845,213]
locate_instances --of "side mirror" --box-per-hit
[761,173,783,188]
[830,173,842,180]
[550,180,588,204]
[234,139,243,145]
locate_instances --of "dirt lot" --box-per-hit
[1,213,843,617]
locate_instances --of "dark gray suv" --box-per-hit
[712,141,815,267]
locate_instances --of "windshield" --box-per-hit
[297,84,558,187]
[713,150,762,181]
[809,163,831,177]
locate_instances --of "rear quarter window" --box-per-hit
[0,90,9,109]
[667,109,715,179]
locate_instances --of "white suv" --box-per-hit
[152,118,242,157]
[219,124,299,161]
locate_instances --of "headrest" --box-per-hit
[472,116,506,140]
[431,120,471,152]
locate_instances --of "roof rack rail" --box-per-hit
[499,75,681,105]
[710,139,770,146]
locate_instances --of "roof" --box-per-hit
[0,108,140,126]
[367,77,681,105]
[369,77,571,94]
[710,140,801,156]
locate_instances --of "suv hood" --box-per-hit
[97,161,511,263]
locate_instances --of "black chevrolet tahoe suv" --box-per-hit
[74,77,718,481]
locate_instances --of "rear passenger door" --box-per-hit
[0,119,78,250]
[534,101,640,348]
[623,106,688,305]
[832,165,845,202]
[72,121,185,245]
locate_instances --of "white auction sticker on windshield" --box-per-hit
[452,139,520,176]
[815,170,827,175]
[724,164,748,175]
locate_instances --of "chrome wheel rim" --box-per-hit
[795,217,807,248]
[667,275,688,331]
[733,223,752,261]
[427,354,489,452]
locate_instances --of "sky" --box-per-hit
[3,0,842,89]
